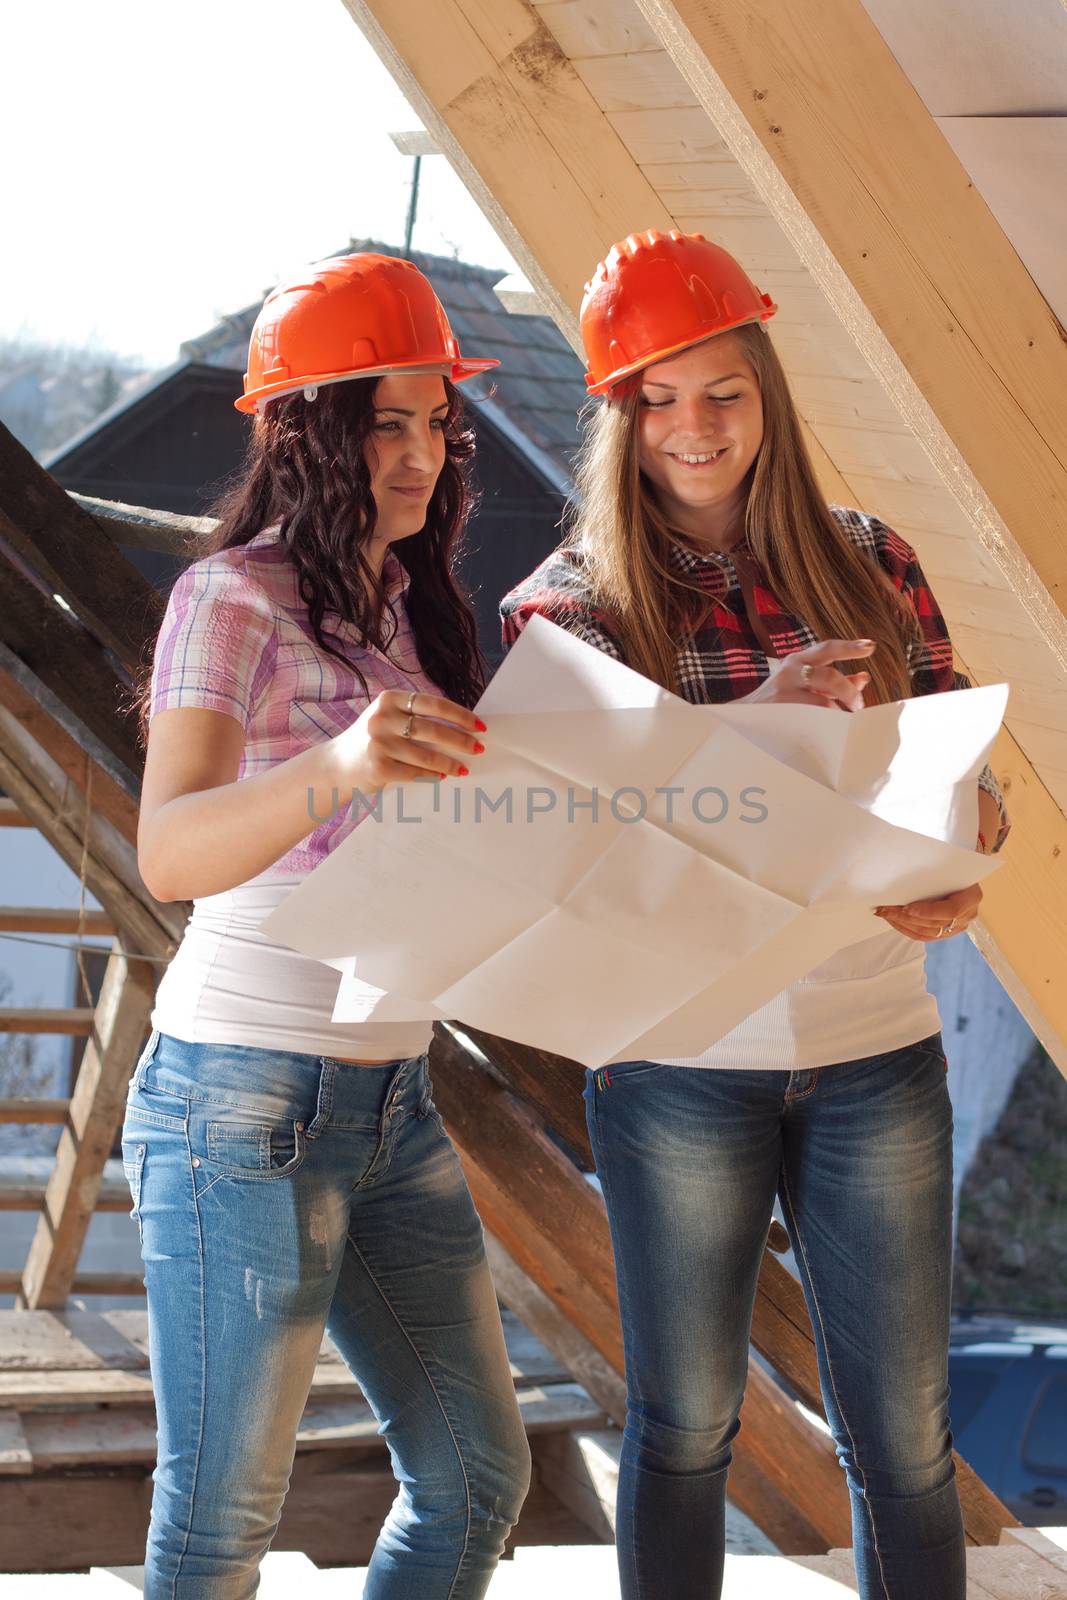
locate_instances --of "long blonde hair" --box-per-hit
[567,323,916,704]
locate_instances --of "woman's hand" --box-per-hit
[874,883,983,942]
[741,639,877,712]
[326,689,487,790]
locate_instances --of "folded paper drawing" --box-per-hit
[263,616,1006,1067]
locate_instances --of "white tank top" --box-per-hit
[151,874,433,1063]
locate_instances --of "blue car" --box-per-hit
[949,1319,1067,1524]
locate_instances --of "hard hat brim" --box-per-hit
[584,309,777,397]
[236,354,500,415]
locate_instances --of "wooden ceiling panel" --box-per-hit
[858,0,1067,117]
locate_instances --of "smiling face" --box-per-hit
[362,372,450,552]
[636,331,764,546]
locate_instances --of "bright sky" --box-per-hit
[5,0,520,367]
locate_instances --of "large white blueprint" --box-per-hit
[263,616,1007,1068]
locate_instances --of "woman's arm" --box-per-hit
[138,692,484,903]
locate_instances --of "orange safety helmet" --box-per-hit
[580,230,777,396]
[236,252,499,415]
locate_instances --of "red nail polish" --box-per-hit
[457,765,470,777]
[475,718,487,732]
[473,741,485,754]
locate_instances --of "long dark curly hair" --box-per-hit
[137,375,485,738]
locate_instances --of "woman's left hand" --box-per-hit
[874,883,982,942]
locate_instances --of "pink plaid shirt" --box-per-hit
[150,526,440,876]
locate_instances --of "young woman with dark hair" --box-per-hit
[501,231,1010,1600]
[125,253,530,1600]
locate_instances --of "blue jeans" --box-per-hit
[585,1035,964,1600]
[122,1032,531,1599]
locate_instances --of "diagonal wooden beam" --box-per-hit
[19,939,157,1310]
[69,493,214,559]
[0,421,161,673]
[0,549,144,779]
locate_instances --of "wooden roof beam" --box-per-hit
[0,422,161,674]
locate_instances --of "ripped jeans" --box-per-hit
[585,1035,964,1600]
[122,1031,531,1600]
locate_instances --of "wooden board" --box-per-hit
[0,1313,147,1373]
[0,1410,31,1476]
[20,1383,606,1470]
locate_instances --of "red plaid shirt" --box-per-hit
[500,504,1009,848]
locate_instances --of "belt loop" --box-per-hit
[310,1058,336,1136]
[132,1027,160,1092]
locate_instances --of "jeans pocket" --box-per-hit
[121,1137,147,1245]
[200,1114,308,1181]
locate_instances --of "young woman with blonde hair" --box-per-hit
[126,252,530,1599]
[502,230,1009,1600]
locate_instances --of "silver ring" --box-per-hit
[799,662,814,684]
[402,689,416,739]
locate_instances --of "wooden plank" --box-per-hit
[0,1472,155,1572]
[0,1100,71,1126]
[531,1428,617,1541]
[999,1528,1067,1579]
[0,799,31,827]
[0,1315,565,1408]
[0,1447,595,1573]
[486,1231,628,1426]
[0,646,142,835]
[530,0,661,59]
[0,1009,94,1036]
[19,944,158,1310]
[0,420,161,672]
[20,1382,606,1469]
[0,553,145,781]
[966,1545,1065,1599]
[725,1449,834,1558]
[0,1272,145,1301]
[69,493,214,560]
[572,47,698,112]
[0,1312,148,1373]
[0,908,115,936]
[0,1166,130,1210]
[0,1409,32,1475]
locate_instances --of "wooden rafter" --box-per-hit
[0,423,161,673]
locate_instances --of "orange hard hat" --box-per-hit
[580,230,778,396]
[236,252,499,415]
